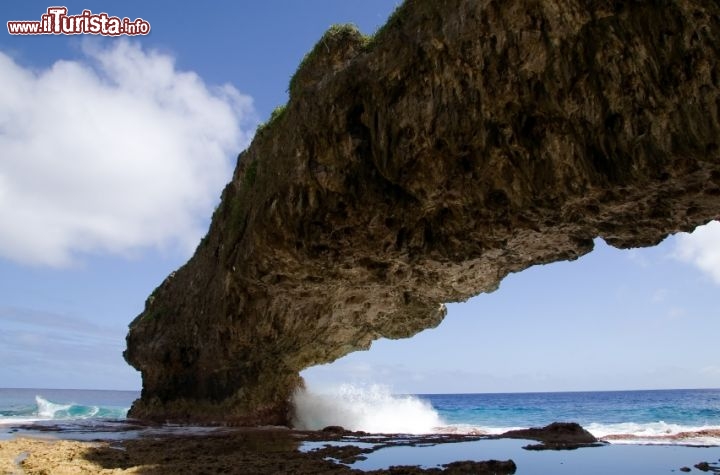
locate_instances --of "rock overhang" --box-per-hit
[125,0,720,425]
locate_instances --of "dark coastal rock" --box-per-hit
[694,461,720,473]
[367,460,517,474]
[500,422,603,450]
[124,0,720,424]
[441,460,517,474]
[309,443,372,465]
[321,425,346,434]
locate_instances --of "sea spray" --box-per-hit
[292,384,443,434]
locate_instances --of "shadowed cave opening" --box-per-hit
[296,230,719,432]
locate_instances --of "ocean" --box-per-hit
[423,389,720,444]
[2,386,720,446]
[0,388,138,440]
[0,388,136,423]
[293,386,720,445]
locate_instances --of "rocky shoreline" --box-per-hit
[0,427,510,475]
[0,422,589,474]
[5,422,719,474]
[3,425,720,474]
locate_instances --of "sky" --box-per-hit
[0,2,718,393]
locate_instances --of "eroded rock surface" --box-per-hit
[124,0,720,424]
[501,422,603,450]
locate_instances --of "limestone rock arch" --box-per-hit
[124,0,720,424]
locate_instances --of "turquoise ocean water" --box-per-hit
[0,388,136,423]
[421,389,720,444]
[0,388,138,439]
[2,387,720,445]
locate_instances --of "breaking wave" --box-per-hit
[35,395,129,419]
[0,396,128,423]
[292,384,444,434]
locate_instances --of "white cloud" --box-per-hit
[675,221,720,285]
[0,40,256,266]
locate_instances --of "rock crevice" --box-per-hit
[125,0,720,424]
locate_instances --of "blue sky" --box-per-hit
[0,2,718,393]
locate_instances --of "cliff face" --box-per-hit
[124,0,720,424]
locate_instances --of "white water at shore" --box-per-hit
[292,384,443,434]
[292,385,720,445]
[587,421,720,445]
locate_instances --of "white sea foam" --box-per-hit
[393,420,720,446]
[437,421,720,445]
[435,422,720,445]
[587,421,720,445]
[292,384,444,434]
[588,421,691,438]
[434,424,526,435]
[0,417,44,426]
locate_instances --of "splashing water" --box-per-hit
[33,396,123,420]
[292,384,444,434]
[35,396,72,418]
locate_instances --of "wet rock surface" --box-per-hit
[500,422,604,450]
[376,460,517,474]
[0,428,516,474]
[694,460,720,473]
[5,423,718,474]
[125,0,720,423]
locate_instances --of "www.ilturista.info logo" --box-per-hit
[7,7,150,36]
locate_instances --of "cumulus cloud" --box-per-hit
[0,40,256,266]
[675,221,720,285]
